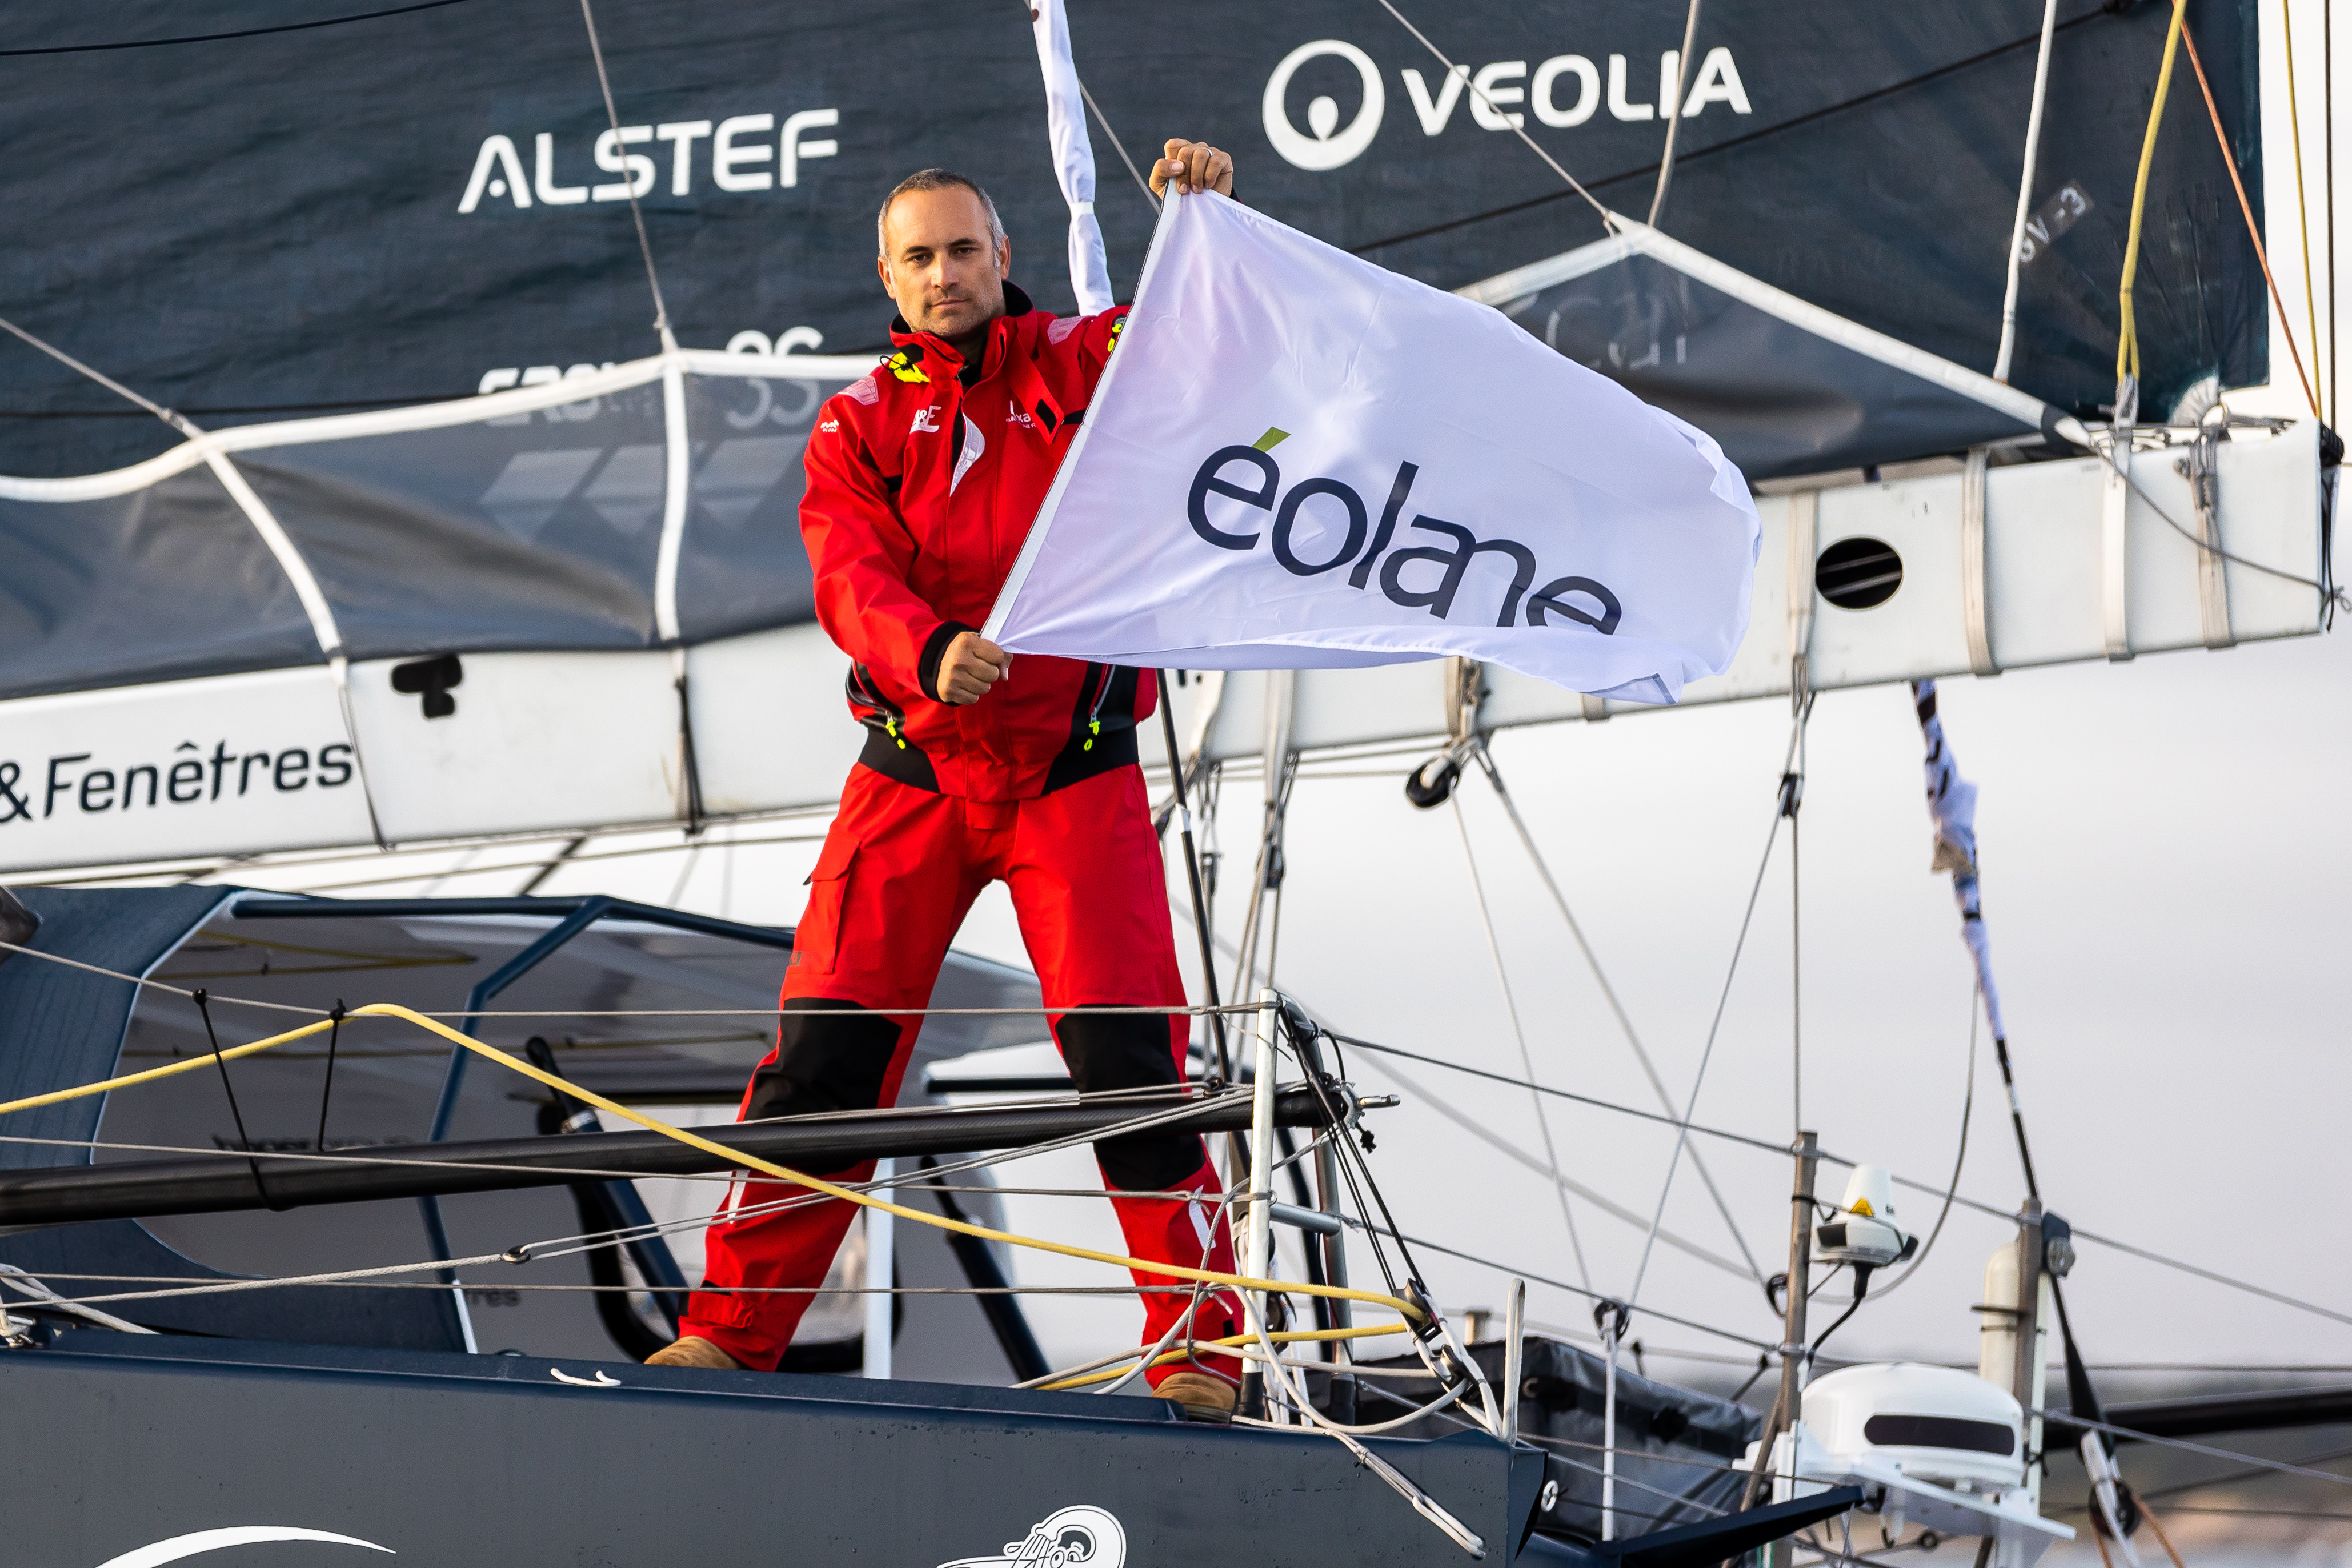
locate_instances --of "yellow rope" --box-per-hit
[2283,0,2325,420]
[0,1002,1426,1326]
[2118,0,2190,390]
[1039,1322,1413,1391]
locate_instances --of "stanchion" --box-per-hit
[1241,989,1280,1419]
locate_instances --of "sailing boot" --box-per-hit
[1156,1370,1238,1422]
[644,1336,745,1370]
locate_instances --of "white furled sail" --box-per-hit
[1028,0,1116,317]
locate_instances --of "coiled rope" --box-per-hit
[0,1001,1425,1327]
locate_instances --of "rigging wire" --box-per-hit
[0,0,474,57]
[2176,20,2321,418]
[1078,82,1159,216]
[2091,430,2349,609]
[1856,984,1977,1302]
[1327,1017,2352,1335]
[1472,745,1764,1284]
[8,930,2351,1332]
[193,989,271,1209]
[0,935,1264,1020]
[21,1004,2352,1505]
[1345,10,2106,258]
[1788,708,1808,1138]
[10,1276,1211,1298]
[1626,709,1805,1312]
[520,1111,1335,1268]
[575,0,675,348]
[1336,1213,1776,1354]
[1451,791,1591,1290]
[0,316,199,436]
[1646,0,1704,226]
[0,999,1424,1325]
[1361,0,1614,231]
[2283,0,2325,422]
[1347,1047,1752,1278]
[273,831,828,896]
[0,1265,156,1335]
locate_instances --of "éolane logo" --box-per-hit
[1263,37,1750,171]
[1187,428,1622,633]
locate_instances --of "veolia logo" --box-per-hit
[95,1526,394,1568]
[1188,430,1623,633]
[1264,37,1753,173]
[1262,40,1385,170]
[940,1504,1125,1568]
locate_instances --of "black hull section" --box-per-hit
[6,1331,1542,1567]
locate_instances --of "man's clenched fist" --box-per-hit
[1151,139,1233,200]
[937,631,1010,704]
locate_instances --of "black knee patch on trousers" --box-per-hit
[1056,1012,1207,1194]
[745,1000,905,1129]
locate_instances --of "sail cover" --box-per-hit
[0,354,866,701]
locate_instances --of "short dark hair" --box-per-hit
[877,168,1006,256]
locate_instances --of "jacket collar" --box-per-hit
[886,282,1033,386]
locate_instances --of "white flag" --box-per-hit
[983,191,1760,703]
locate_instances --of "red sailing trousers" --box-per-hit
[678,762,1241,1386]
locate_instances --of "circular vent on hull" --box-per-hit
[1815,536,1904,609]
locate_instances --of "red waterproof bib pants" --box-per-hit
[679,764,1241,1380]
[679,285,1241,1385]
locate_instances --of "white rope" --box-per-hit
[1237,1306,1489,1555]
[25,1248,516,1308]
[0,1263,157,1334]
[1993,0,2062,384]
[1450,792,1590,1290]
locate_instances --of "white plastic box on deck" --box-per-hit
[1749,1362,2073,1566]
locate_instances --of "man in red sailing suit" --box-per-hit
[651,143,1244,1415]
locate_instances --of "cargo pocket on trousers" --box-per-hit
[791,837,859,977]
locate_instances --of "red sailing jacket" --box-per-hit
[800,283,1156,803]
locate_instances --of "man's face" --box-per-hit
[878,186,1011,345]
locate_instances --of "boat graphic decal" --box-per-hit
[939,1504,1125,1568]
[96,1525,394,1568]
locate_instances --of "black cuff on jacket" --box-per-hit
[917,621,979,704]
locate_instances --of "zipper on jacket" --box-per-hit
[1081,663,1111,752]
